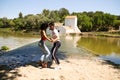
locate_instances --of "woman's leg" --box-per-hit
[44,43,52,62]
[38,40,47,62]
[38,40,51,62]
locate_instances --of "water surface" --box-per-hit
[0,34,120,64]
[0,35,39,50]
[77,36,120,64]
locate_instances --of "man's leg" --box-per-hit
[51,41,61,65]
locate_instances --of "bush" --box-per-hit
[1,46,9,51]
[97,27,109,31]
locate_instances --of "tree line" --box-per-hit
[0,8,120,32]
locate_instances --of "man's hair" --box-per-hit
[40,23,48,30]
[49,22,54,26]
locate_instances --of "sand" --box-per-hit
[1,57,120,80]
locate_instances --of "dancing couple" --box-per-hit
[38,22,61,69]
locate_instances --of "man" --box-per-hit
[49,22,61,69]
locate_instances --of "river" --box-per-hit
[0,35,40,50]
[0,34,120,64]
[77,36,120,64]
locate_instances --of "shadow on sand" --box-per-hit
[101,60,120,69]
[0,41,67,80]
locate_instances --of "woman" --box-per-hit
[38,23,52,68]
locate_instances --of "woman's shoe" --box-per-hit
[39,61,42,66]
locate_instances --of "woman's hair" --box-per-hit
[40,23,48,30]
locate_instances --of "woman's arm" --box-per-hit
[42,30,52,42]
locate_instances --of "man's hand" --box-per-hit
[50,38,54,42]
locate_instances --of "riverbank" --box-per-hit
[0,56,120,80]
[1,28,120,38]
[0,28,39,38]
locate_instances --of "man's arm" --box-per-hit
[51,37,59,42]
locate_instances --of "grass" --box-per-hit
[81,31,120,38]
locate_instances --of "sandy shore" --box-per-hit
[1,57,120,80]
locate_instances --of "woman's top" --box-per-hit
[41,36,47,41]
[41,30,47,41]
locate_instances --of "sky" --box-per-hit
[0,0,120,19]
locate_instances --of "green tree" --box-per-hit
[92,12,104,31]
[0,8,119,32]
[42,9,50,17]
[80,14,93,31]
[2,17,9,28]
[87,11,94,18]
[25,15,35,31]
[8,20,15,28]
[113,20,120,30]
[0,19,4,28]
[13,18,25,31]
[58,8,70,22]
[19,12,23,18]
[103,13,115,26]
[49,10,60,22]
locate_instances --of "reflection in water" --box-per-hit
[77,36,120,64]
[65,35,81,47]
[60,35,82,54]
[77,37,120,55]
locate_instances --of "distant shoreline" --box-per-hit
[79,31,120,38]
[0,28,120,38]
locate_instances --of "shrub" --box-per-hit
[1,46,9,51]
[97,27,109,31]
